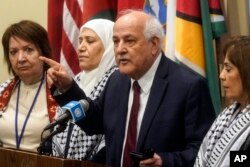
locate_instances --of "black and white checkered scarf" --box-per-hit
[194,102,250,167]
[52,66,118,160]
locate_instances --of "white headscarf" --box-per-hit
[76,19,116,95]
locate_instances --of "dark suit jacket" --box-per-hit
[53,54,215,167]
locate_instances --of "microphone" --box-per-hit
[44,100,89,130]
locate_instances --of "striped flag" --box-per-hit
[144,0,226,114]
[167,0,226,114]
[201,0,226,114]
[144,0,168,56]
[117,0,144,13]
[48,0,116,76]
[81,0,117,22]
[48,0,83,76]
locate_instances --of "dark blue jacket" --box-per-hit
[53,54,215,167]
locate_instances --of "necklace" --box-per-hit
[15,76,44,149]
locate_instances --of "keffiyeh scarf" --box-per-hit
[52,66,117,160]
[194,102,250,167]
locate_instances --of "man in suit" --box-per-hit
[41,10,215,167]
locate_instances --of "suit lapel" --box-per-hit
[115,76,131,159]
[136,55,169,150]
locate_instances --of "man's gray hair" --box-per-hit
[117,9,164,48]
[144,15,164,48]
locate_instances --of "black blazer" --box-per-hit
[54,54,215,167]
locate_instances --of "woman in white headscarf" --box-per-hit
[52,19,117,163]
[76,19,116,96]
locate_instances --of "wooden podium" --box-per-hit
[0,147,107,167]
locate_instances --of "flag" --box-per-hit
[144,0,168,55]
[48,0,226,114]
[144,0,166,25]
[170,0,226,114]
[48,0,83,76]
[82,0,117,23]
[48,0,117,76]
[47,0,64,64]
[117,0,144,13]
[201,0,226,114]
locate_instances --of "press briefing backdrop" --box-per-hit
[47,0,226,114]
[0,0,250,114]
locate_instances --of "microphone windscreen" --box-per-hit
[62,101,86,122]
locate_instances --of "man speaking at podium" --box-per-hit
[41,10,215,167]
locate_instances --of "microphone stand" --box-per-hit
[37,123,67,155]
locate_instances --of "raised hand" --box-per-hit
[39,56,73,91]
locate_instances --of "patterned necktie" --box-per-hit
[123,81,141,167]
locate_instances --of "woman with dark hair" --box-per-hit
[0,20,58,152]
[194,35,250,167]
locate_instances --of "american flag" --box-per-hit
[48,0,117,76]
[48,0,82,76]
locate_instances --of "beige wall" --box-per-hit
[0,0,249,83]
[223,0,249,36]
[0,0,47,83]
[216,0,249,63]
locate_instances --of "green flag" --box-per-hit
[200,0,227,114]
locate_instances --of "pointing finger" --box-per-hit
[39,56,60,67]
